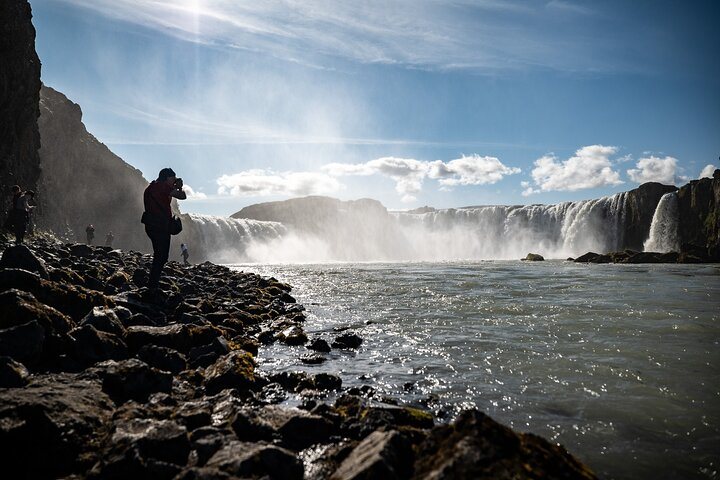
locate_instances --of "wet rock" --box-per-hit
[412,409,596,480]
[573,252,612,263]
[307,337,332,353]
[0,355,30,387]
[314,372,343,391]
[81,305,127,337]
[138,344,187,374]
[204,350,256,395]
[111,418,191,465]
[69,243,94,258]
[174,466,236,480]
[332,332,363,349]
[277,325,309,346]
[205,440,303,479]
[0,288,75,334]
[188,336,230,369]
[0,320,45,363]
[125,324,191,354]
[0,244,48,278]
[521,253,544,261]
[0,374,114,479]
[93,358,173,404]
[173,400,213,431]
[71,324,129,365]
[189,426,236,466]
[233,405,338,450]
[331,429,413,480]
[301,353,327,364]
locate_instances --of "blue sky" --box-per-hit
[30,0,720,216]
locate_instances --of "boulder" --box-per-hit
[0,244,48,278]
[92,358,173,404]
[332,332,363,349]
[0,355,30,387]
[573,252,611,263]
[70,324,129,365]
[412,409,596,480]
[137,344,187,374]
[69,243,94,258]
[81,306,127,337]
[124,324,191,353]
[0,288,75,334]
[0,374,114,479]
[521,253,544,261]
[277,325,308,345]
[204,350,256,395]
[232,405,337,450]
[307,338,332,353]
[205,440,303,480]
[188,336,230,369]
[0,319,45,364]
[331,429,413,480]
[111,418,190,465]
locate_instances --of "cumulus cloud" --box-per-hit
[699,164,717,179]
[183,184,208,200]
[324,155,520,202]
[216,170,343,197]
[626,155,678,184]
[526,145,623,194]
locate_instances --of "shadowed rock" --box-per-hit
[0,355,30,387]
[205,440,303,479]
[0,244,48,277]
[204,350,256,395]
[331,429,414,480]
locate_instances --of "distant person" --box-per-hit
[142,167,186,291]
[181,243,190,265]
[105,231,114,247]
[5,185,30,244]
[23,190,36,236]
[85,224,95,244]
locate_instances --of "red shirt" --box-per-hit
[144,181,172,218]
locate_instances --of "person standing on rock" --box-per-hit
[142,168,186,291]
[180,242,190,265]
[85,224,95,244]
[105,231,114,247]
[5,185,30,244]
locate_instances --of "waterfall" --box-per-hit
[181,214,286,263]
[643,192,680,253]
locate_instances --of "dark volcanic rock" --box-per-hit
[622,182,678,251]
[70,324,129,365]
[203,350,256,395]
[0,0,42,202]
[332,332,363,349]
[677,173,720,261]
[0,244,48,277]
[0,355,30,387]
[137,344,187,374]
[92,358,173,404]
[521,253,544,261]
[0,319,45,364]
[331,429,414,480]
[0,374,114,479]
[205,440,303,479]
[412,409,596,480]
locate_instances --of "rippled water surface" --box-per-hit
[230,261,720,480]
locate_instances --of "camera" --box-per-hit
[174,178,183,188]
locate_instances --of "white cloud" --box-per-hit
[526,145,623,193]
[627,155,677,184]
[183,184,208,200]
[699,164,717,179]
[216,170,344,197]
[324,154,520,202]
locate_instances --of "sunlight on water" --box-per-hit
[232,261,720,480]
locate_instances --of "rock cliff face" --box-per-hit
[677,170,720,260]
[36,86,149,251]
[620,182,678,251]
[0,0,42,205]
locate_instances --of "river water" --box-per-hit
[231,261,720,480]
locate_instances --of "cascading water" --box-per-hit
[643,192,680,253]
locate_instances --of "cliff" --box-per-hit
[621,182,678,251]
[36,85,150,251]
[677,169,720,260]
[0,0,42,205]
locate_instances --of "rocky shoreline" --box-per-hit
[0,235,596,479]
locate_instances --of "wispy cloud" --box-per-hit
[183,183,208,200]
[523,145,623,195]
[60,0,630,73]
[216,169,343,197]
[627,155,678,185]
[324,155,520,202]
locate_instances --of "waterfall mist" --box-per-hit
[182,192,649,263]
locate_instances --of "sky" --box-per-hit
[29,0,720,216]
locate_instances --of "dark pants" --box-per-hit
[146,226,171,289]
[9,210,28,244]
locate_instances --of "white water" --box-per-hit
[644,192,680,253]
[186,192,637,262]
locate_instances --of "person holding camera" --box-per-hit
[142,167,186,292]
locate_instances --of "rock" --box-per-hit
[70,324,129,365]
[332,332,363,349]
[205,440,303,479]
[189,426,236,466]
[69,243,94,258]
[331,429,413,480]
[204,350,256,395]
[188,336,230,369]
[232,405,337,450]
[0,320,45,364]
[81,305,127,337]
[0,288,75,334]
[412,409,596,479]
[573,252,611,263]
[0,355,30,387]
[173,467,236,480]
[0,374,114,479]
[277,325,308,346]
[301,353,327,364]
[137,344,187,374]
[314,372,343,391]
[111,418,190,465]
[172,400,213,431]
[521,253,544,261]
[92,358,173,404]
[0,244,48,277]
[125,324,191,353]
[307,338,332,353]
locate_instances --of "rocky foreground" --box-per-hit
[0,235,596,480]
